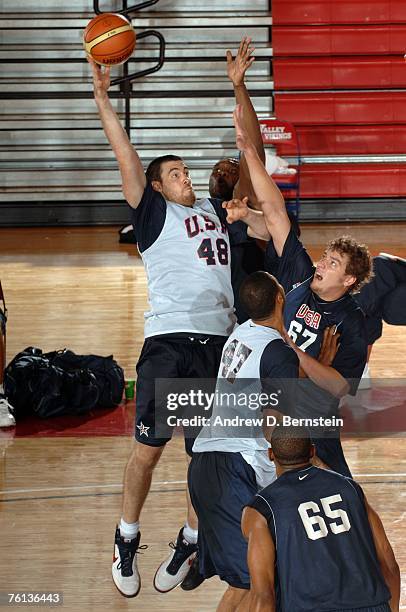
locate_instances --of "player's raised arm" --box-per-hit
[364,499,400,612]
[88,57,146,208]
[241,507,276,612]
[226,37,265,206]
[222,196,270,240]
[233,104,291,255]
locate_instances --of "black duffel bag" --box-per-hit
[4,347,124,420]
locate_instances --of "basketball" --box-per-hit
[83,13,136,66]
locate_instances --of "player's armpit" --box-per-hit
[120,159,147,208]
[365,498,400,612]
[241,507,276,612]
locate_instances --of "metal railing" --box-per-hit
[94,0,160,17]
[93,0,166,134]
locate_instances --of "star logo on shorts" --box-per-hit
[137,422,150,437]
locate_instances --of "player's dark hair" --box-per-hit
[145,155,183,183]
[270,426,312,465]
[327,235,373,292]
[239,271,280,321]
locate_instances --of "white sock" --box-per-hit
[183,521,198,544]
[119,518,139,540]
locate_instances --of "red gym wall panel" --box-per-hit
[272,25,406,56]
[299,164,406,198]
[272,0,406,26]
[266,125,406,156]
[274,92,406,125]
[294,125,406,156]
[273,57,406,90]
[271,0,406,205]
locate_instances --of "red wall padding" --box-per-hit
[298,163,406,198]
[292,124,406,155]
[273,57,406,90]
[272,0,406,202]
[274,92,406,125]
[272,25,406,56]
[272,0,406,26]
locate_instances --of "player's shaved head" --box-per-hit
[239,271,282,321]
[270,426,312,465]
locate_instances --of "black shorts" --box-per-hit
[135,333,225,453]
[356,256,406,344]
[188,451,258,589]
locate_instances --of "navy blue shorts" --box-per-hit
[188,451,258,589]
[356,256,406,344]
[135,334,225,454]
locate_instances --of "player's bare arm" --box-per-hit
[365,499,400,612]
[318,326,341,366]
[227,37,266,207]
[241,507,276,612]
[88,56,146,208]
[227,37,264,163]
[234,105,291,255]
[283,329,350,398]
[222,197,271,240]
[296,326,340,378]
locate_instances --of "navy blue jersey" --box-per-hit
[260,339,299,382]
[265,230,367,394]
[248,466,390,612]
[260,339,299,416]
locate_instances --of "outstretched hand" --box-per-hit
[222,196,250,223]
[318,326,340,366]
[87,55,111,99]
[226,36,255,87]
[283,325,340,366]
[233,104,255,154]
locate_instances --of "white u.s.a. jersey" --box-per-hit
[193,320,284,487]
[139,196,236,338]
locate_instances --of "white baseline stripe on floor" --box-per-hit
[0,473,405,496]
[0,480,188,496]
[352,472,406,477]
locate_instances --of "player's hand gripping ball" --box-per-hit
[83,13,136,66]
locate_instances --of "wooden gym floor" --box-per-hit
[0,223,405,611]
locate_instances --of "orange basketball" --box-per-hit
[83,13,136,66]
